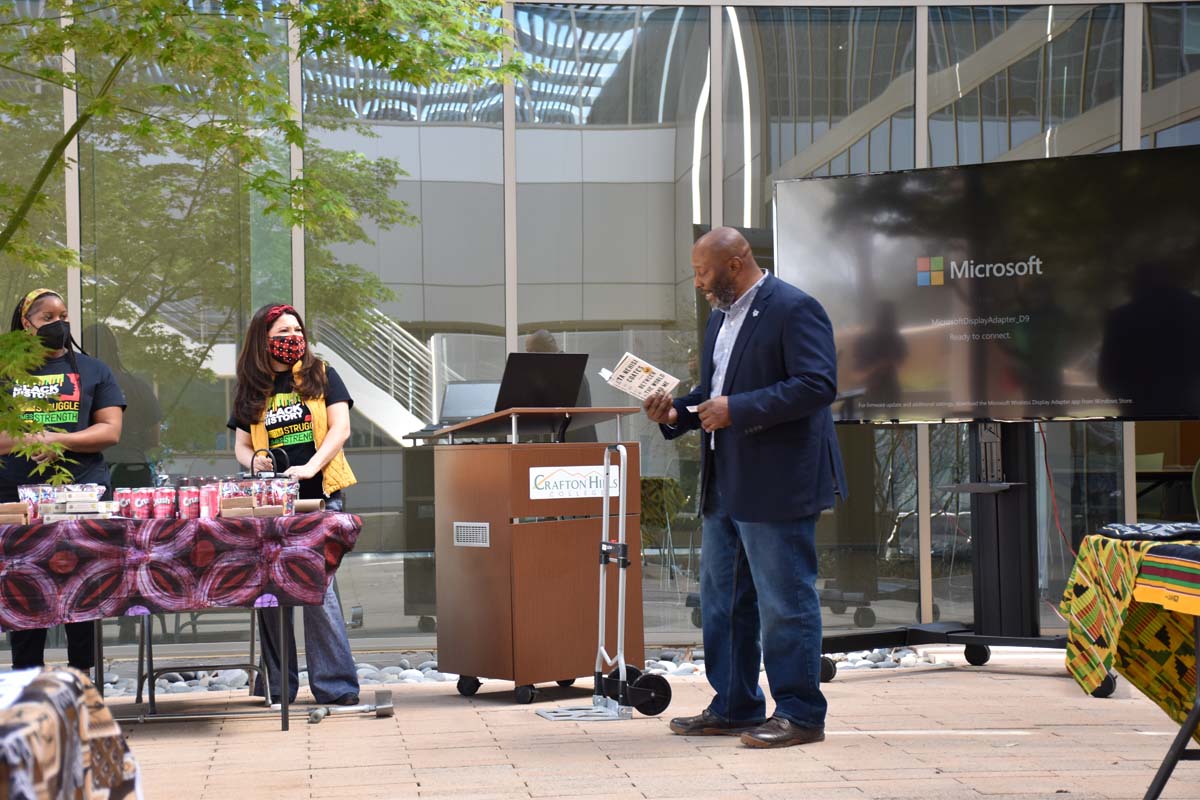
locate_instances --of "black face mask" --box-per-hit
[35,320,71,351]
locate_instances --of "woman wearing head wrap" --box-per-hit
[0,289,126,671]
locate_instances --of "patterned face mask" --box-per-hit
[269,334,306,365]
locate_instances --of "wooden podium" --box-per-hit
[429,408,644,702]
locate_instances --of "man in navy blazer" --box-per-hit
[644,227,846,748]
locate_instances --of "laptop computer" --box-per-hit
[493,352,588,411]
[409,380,501,437]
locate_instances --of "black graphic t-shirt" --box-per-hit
[0,353,128,493]
[228,365,352,500]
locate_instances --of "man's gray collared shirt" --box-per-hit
[710,271,768,401]
[707,271,767,449]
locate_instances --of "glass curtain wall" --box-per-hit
[1131,4,1200,524]
[723,7,921,632]
[302,44,506,638]
[927,5,1125,632]
[1143,4,1200,147]
[14,2,1191,655]
[0,2,68,658]
[0,1,68,299]
[76,7,292,647]
[514,4,711,639]
[724,6,916,233]
[928,5,1124,165]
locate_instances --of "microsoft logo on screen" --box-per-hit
[918,255,1044,285]
[917,257,944,286]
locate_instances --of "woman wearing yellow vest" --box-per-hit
[228,303,359,706]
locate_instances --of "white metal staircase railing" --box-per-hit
[101,288,449,424]
[314,308,452,423]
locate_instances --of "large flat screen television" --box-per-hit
[774,145,1200,423]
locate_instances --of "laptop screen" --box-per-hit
[439,381,501,422]
[493,352,588,411]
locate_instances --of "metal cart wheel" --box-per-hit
[820,656,837,683]
[556,679,575,688]
[964,644,991,666]
[604,665,642,701]
[456,676,481,696]
[853,607,876,628]
[514,684,536,704]
[631,673,672,716]
[829,602,848,615]
[418,616,437,633]
[691,607,702,628]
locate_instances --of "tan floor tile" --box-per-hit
[524,777,639,797]
[847,777,981,799]
[629,774,749,793]
[414,790,531,799]
[410,763,524,790]
[118,652,1200,800]
[605,754,722,774]
[312,788,421,800]
[398,731,499,750]
[406,745,509,768]
[750,782,867,799]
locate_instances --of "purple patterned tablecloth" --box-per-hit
[0,513,361,631]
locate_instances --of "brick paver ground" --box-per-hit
[112,646,1198,799]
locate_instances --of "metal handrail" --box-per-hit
[316,322,434,421]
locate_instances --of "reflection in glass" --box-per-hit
[724,7,916,229]
[1036,421,1122,632]
[927,6,1128,638]
[515,4,710,640]
[0,2,67,297]
[1143,3,1200,147]
[75,12,291,648]
[929,5,1123,166]
[0,4,70,656]
[828,427,923,631]
[303,41,507,640]
[720,7,918,631]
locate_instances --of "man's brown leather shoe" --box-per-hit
[669,708,764,736]
[740,716,825,748]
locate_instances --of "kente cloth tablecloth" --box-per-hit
[1061,533,1200,742]
[0,667,139,799]
[0,512,361,631]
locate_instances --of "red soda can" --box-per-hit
[199,485,219,519]
[132,487,154,520]
[178,486,200,519]
[152,486,177,519]
[114,488,133,518]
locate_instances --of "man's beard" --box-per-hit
[705,273,738,311]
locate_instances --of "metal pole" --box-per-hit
[248,611,257,696]
[279,606,289,731]
[146,618,157,715]
[93,619,104,697]
[511,414,519,445]
[135,618,145,704]
[600,445,613,647]
[615,444,628,705]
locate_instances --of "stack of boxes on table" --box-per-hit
[1,478,302,525]
[1,483,114,524]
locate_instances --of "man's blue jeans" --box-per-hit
[700,479,826,728]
